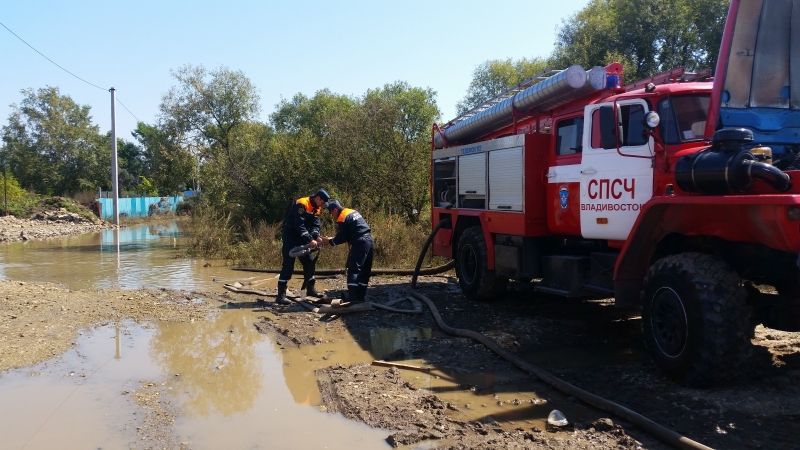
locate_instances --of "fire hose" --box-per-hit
[235,224,713,449]
[408,219,712,450]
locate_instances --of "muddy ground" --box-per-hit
[252,274,800,450]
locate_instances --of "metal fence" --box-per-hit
[96,196,183,219]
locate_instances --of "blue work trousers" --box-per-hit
[346,234,374,295]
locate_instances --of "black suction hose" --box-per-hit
[233,263,454,277]
[746,161,792,191]
[409,219,713,450]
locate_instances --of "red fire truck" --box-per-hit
[430,0,800,386]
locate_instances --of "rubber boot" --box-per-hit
[348,288,364,304]
[358,286,369,303]
[306,279,324,298]
[275,283,291,305]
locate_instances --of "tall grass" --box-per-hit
[187,207,449,269]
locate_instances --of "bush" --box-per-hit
[187,204,449,270]
[134,176,159,197]
[2,192,40,217]
[0,173,26,203]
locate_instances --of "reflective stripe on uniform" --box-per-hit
[336,208,356,223]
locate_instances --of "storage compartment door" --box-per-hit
[489,147,523,211]
[458,153,486,195]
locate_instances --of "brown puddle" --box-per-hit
[273,322,598,434]
[0,310,392,449]
[0,223,275,292]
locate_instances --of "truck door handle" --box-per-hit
[581,169,597,175]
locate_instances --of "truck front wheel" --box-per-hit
[456,226,508,301]
[641,253,753,387]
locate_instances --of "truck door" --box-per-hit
[546,115,583,236]
[580,99,654,240]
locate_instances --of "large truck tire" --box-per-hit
[641,252,753,387]
[456,226,508,301]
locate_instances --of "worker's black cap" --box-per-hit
[314,189,330,201]
[326,200,342,212]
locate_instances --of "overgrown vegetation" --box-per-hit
[187,205,446,270]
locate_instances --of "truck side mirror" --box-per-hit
[599,106,618,149]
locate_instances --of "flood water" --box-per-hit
[0,223,584,449]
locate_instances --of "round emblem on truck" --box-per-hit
[559,185,569,210]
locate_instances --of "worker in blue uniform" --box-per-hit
[321,200,373,303]
[276,189,330,305]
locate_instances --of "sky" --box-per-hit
[1,0,591,142]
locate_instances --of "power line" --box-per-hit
[1,20,143,124]
[116,98,141,123]
[0,20,106,92]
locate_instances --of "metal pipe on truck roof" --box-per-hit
[434,65,606,148]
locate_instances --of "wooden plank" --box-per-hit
[371,360,433,373]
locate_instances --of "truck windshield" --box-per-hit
[657,95,710,144]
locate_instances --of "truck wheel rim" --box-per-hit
[651,287,688,358]
[460,244,478,284]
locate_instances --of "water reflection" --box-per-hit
[279,327,432,405]
[353,328,432,358]
[0,317,392,450]
[148,310,267,418]
[0,221,244,291]
[115,324,122,359]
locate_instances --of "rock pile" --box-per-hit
[31,209,97,223]
[0,208,109,242]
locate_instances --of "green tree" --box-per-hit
[303,82,439,220]
[117,138,146,192]
[195,120,277,220]
[1,86,110,195]
[132,123,195,196]
[552,0,730,82]
[271,89,357,137]
[133,176,159,196]
[455,57,550,115]
[159,65,265,205]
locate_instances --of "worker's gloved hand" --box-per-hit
[309,240,318,249]
[315,238,324,246]
[321,236,331,245]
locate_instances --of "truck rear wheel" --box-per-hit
[641,253,753,387]
[456,226,508,301]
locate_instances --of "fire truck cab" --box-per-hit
[430,0,800,386]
